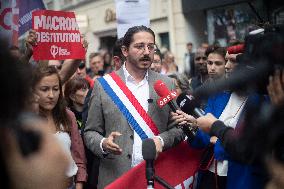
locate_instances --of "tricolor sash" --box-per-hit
[98,72,159,140]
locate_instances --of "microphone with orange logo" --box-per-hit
[154,80,198,139]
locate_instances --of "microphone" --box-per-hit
[176,92,205,118]
[153,80,197,140]
[142,138,156,189]
[153,80,179,111]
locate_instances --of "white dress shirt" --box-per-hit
[122,65,150,167]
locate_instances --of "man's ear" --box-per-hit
[69,94,76,102]
[121,46,128,57]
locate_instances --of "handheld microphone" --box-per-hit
[153,80,197,139]
[153,80,178,110]
[176,92,205,118]
[142,138,156,189]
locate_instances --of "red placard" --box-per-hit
[32,10,85,60]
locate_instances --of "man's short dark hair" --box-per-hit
[112,38,125,62]
[123,25,155,48]
[205,45,226,58]
[187,42,193,46]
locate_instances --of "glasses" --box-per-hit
[195,57,207,61]
[133,43,155,52]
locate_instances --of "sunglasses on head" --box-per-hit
[78,62,86,69]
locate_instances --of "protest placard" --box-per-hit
[32,10,85,60]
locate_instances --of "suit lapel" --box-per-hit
[115,67,126,83]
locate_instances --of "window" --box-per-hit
[206,2,265,46]
[159,32,170,51]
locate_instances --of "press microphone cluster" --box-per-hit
[153,80,203,139]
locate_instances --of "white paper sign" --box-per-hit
[115,0,150,38]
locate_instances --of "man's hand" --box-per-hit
[102,132,122,155]
[25,30,37,53]
[267,69,284,106]
[153,137,163,159]
[171,110,197,126]
[21,30,37,63]
[196,113,218,133]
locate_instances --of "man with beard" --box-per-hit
[83,26,184,189]
[190,47,209,90]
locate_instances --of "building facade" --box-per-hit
[43,0,283,69]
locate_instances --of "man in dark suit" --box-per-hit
[83,26,184,189]
[184,42,195,78]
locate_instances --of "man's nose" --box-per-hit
[210,65,216,71]
[143,46,151,55]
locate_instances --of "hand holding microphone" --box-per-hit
[171,110,197,127]
[154,80,200,139]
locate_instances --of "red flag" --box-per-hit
[106,142,203,189]
[0,0,19,47]
[32,10,85,60]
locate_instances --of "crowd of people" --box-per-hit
[1,24,284,189]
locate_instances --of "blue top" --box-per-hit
[190,91,266,189]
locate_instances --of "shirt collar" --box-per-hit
[123,63,149,83]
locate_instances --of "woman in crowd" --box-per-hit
[168,73,192,95]
[32,65,87,189]
[64,76,90,132]
[161,51,178,74]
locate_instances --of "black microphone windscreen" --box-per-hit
[142,138,156,161]
[176,93,199,114]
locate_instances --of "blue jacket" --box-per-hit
[190,91,266,189]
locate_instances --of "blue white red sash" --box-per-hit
[98,72,159,140]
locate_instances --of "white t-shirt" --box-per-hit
[54,130,78,177]
[208,92,247,176]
